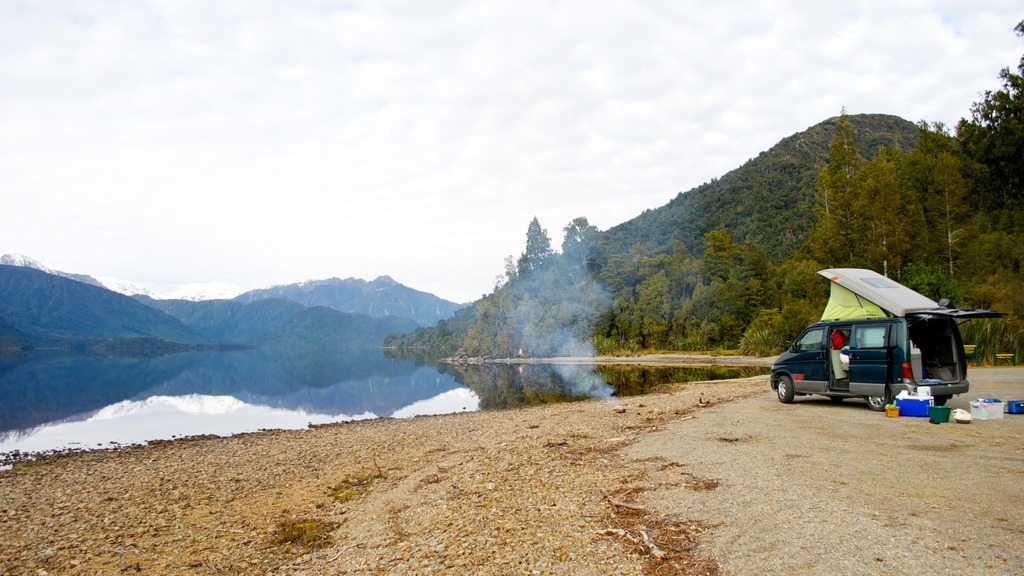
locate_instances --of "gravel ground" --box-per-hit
[628,367,1024,575]
[0,363,1020,575]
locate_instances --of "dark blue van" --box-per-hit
[771,269,1001,411]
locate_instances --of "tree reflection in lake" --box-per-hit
[437,361,769,411]
[0,348,464,455]
[597,365,768,397]
[1,349,767,457]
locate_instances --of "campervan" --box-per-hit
[771,268,1001,411]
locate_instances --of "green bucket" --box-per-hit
[928,405,951,423]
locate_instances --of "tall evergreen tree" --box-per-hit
[702,229,741,281]
[956,20,1024,214]
[854,146,922,276]
[808,110,864,265]
[636,271,671,347]
[517,217,553,275]
[561,217,600,276]
[907,122,969,274]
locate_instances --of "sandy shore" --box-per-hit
[1,365,1021,575]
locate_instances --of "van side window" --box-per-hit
[854,325,888,348]
[795,328,824,352]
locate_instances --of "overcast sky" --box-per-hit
[2,2,1020,303]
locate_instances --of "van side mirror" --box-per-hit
[938,298,950,307]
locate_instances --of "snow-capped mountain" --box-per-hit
[1,253,104,287]
[0,253,45,269]
[3,254,244,301]
[164,282,246,301]
[97,277,158,298]
[98,278,245,300]
[2,254,456,318]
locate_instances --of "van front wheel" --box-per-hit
[776,375,795,404]
[865,387,892,412]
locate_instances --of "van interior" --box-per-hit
[828,326,851,390]
[908,316,961,384]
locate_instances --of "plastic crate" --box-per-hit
[1005,400,1024,414]
[970,400,1005,420]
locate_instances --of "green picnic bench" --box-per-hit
[964,344,981,365]
[994,351,1018,366]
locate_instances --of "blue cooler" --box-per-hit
[895,396,933,417]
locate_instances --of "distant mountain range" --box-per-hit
[1,253,247,301]
[235,276,465,327]
[0,262,455,353]
[1,253,466,327]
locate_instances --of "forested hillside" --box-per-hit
[139,297,306,343]
[0,265,203,345]
[601,114,919,262]
[389,22,1024,363]
[141,296,420,348]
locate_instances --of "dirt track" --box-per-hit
[629,366,1024,575]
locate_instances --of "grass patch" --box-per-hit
[11,459,55,470]
[327,470,382,504]
[274,517,339,550]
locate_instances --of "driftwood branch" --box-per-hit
[594,528,639,544]
[603,493,647,512]
[326,542,365,562]
[640,530,667,559]
[372,455,387,480]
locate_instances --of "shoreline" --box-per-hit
[2,354,774,466]
[444,352,778,367]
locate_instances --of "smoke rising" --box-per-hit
[501,263,614,399]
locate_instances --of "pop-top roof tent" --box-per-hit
[817,268,1003,320]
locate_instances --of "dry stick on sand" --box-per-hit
[603,493,647,512]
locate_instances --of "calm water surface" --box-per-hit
[0,349,767,457]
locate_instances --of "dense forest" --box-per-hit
[388,21,1024,363]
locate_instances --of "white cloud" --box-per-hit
[1,0,1020,302]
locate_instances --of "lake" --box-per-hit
[0,349,768,459]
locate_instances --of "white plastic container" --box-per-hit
[970,400,1005,420]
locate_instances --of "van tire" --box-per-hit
[933,395,949,406]
[865,387,892,412]
[777,375,795,404]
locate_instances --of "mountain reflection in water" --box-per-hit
[0,349,767,456]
